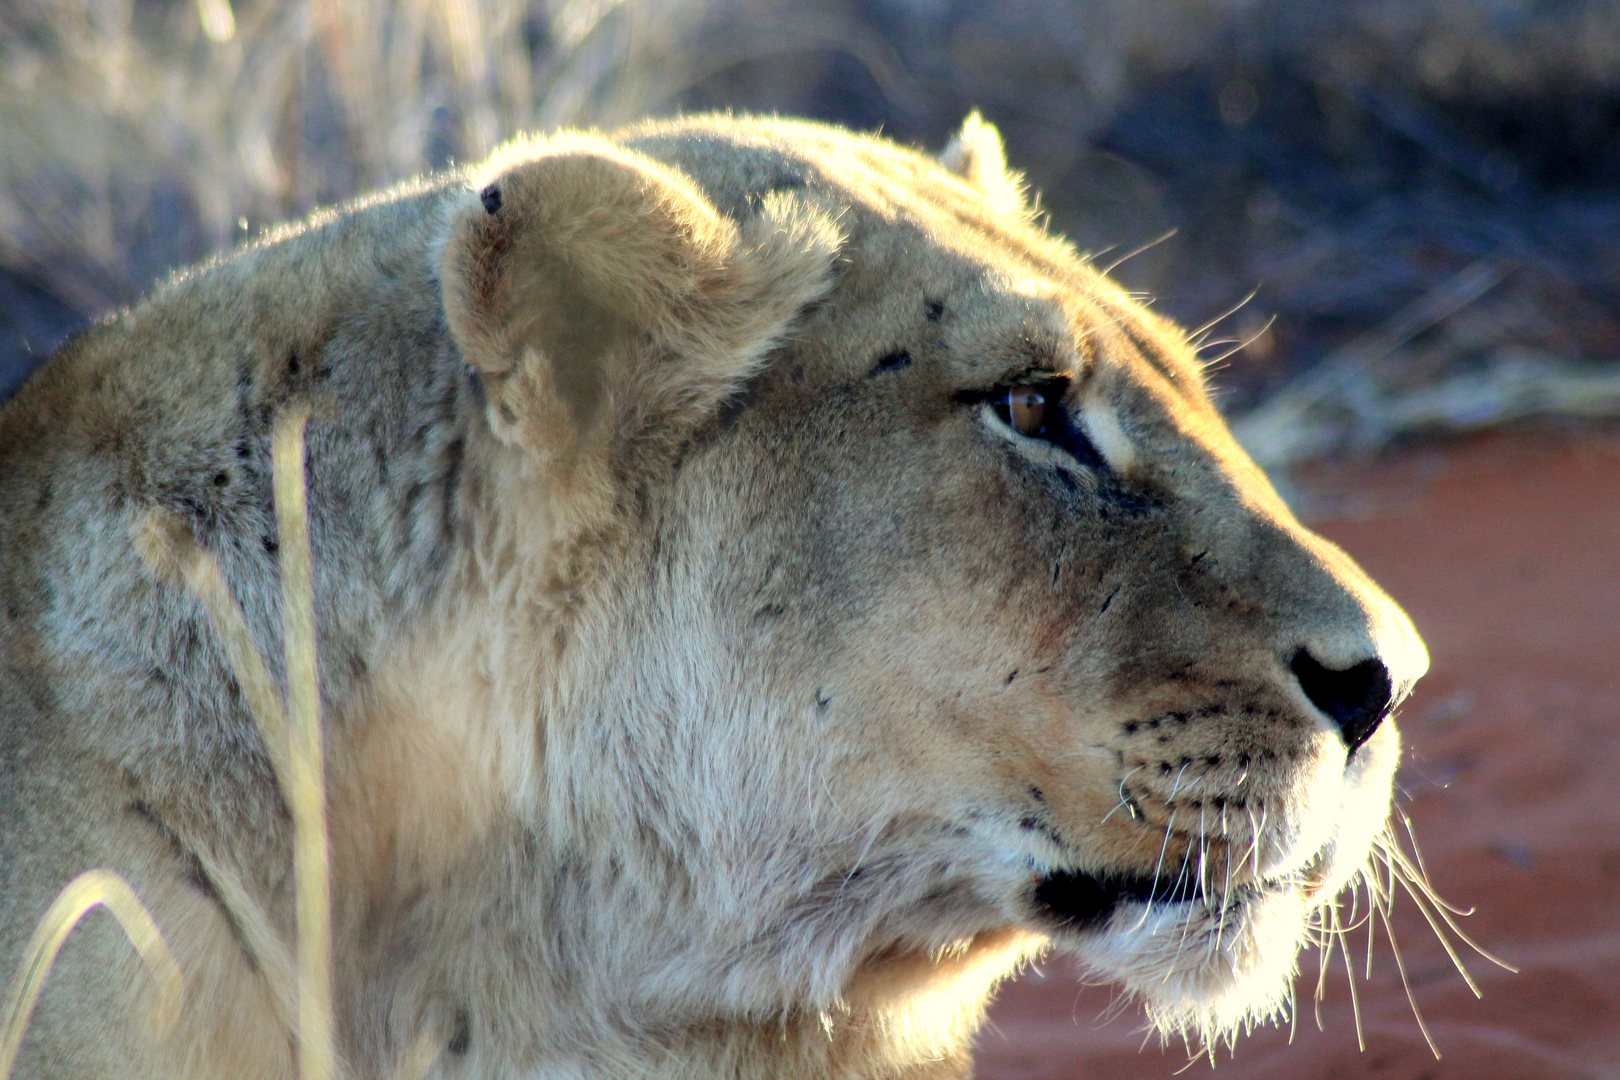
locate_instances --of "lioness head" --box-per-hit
[425,113,1427,1058]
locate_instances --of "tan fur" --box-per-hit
[0,114,1427,1078]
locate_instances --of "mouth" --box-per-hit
[1030,857,1309,932]
[1031,868,1209,930]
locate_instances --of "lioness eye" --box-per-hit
[1007,387,1046,436]
[980,376,1106,470]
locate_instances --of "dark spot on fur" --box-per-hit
[262,535,278,554]
[924,299,945,321]
[499,403,516,425]
[1123,722,1139,735]
[1159,762,1173,775]
[1029,786,1044,802]
[755,603,785,620]
[868,349,912,377]
[1097,486,1154,517]
[1238,753,1252,768]
[480,184,502,215]
[440,437,465,542]
[212,471,229,487]
[1098,587,1119,616]
[714,382,758,430]
[129,800,161,829]
[1005,669,1018,685]
[286,352,300,376]
[448,1009,472,1055]
[35,482,52,510]
[815,689,831,712]
[1205,755,1222,767]
[181,851,221,903]
[1018,815,1041,831]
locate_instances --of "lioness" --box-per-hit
[0,113,1426,1079]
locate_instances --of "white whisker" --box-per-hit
[1335,901,1365,1052]
[1373,885,1441,1059]
[1101,766,1145,825]
[1133,810,1179,931]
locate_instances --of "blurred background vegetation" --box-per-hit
[6,0,1620,467]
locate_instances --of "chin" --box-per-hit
[1054,880,1314,1047]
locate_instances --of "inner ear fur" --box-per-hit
[441,133,841,460]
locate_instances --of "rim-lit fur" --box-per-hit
[0,115,1426,1078]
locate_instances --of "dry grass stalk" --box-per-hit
[271,401,338,1080]
[131,507,295,791]
[9,405,338,1076]
[0,870,184,1080]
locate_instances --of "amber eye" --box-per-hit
[971,375,1105,469]
[1006,386,1047,436]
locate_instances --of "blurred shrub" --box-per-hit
[0,0,711,329]
[7,0,1620,458]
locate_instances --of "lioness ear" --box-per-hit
[940,111,1026,217]
[441,133,841,461]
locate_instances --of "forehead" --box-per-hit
[817,250,1084,380]
[795,201,1212,406]
[623,116,1206,391]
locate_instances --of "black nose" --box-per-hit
[1290,649,1394,755]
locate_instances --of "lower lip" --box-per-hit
[1031,869,1206,929]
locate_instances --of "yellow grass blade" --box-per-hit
[0,869,183,1080]
[272,400,338,1080]
[131,508,294,791]
[132,404,338,1072]
[391,1028,442,1080]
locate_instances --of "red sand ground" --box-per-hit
[977,432,1620,1080]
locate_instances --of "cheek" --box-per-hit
[822,583,1114,801]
